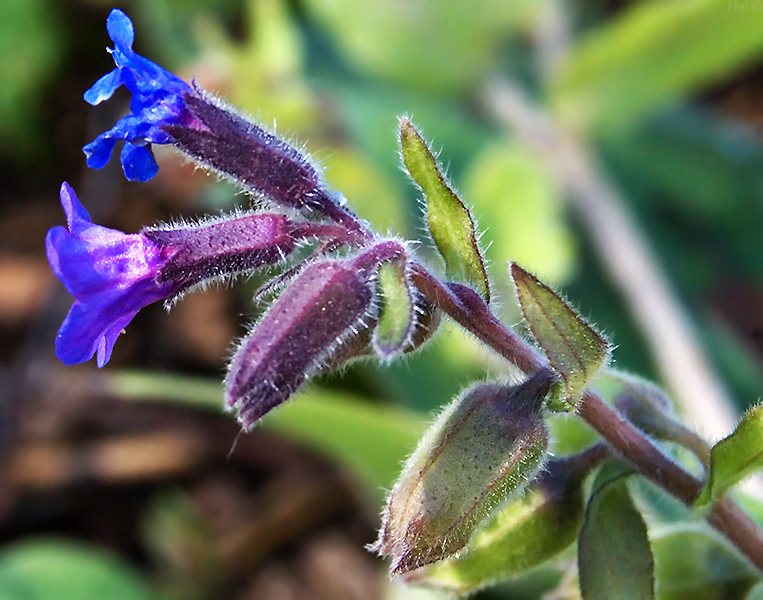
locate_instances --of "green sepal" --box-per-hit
[373,373,551,574]
[578,467,655,600]
[696,404,763,508]
[511,263,611,411]
[400,117,490,301]
[374,260,415,360]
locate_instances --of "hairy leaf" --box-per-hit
[696,405,763,507]
[511,263,610,410]
[578,473,655,600]
[400,117,490,301]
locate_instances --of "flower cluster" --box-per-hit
[48,9,437,429]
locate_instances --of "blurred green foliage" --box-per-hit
[0,0,62,151]
[0,539,157,600]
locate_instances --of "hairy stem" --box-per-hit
[413,263,763,573]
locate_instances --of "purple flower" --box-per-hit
[46,183,351,367]
[82,10,369,237]
[46,182,179,366]
[83,9,192,181]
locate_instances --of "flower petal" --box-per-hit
[59,182,92,233]
[106,9,135,49]
[121,142,158,181]
[83,68,123,105]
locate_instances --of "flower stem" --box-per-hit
[413,263,763,573]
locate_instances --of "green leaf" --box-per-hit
[652,525,758,600]
[405,454,591,593]
[552,0,763,133]
[0,538,156,600]
[374,260,416,360]
[578,475,655,600]
[511,263,611,411]
[400,117,490,301]
[696,405,763,507]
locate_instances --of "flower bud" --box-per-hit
[225,240,407,429]
[403,444,608,592]
[372,372,552,574]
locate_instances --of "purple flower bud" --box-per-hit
[46,183,332,367]
[163,94,326,212]
[83,9,192,181]
[225,240,407,429]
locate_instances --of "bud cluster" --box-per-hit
[47,9,439,428]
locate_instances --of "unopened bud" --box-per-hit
[372,372,552,574]
[225,240,406,429]
[404,444,608,593]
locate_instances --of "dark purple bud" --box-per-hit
[225,240,406,429]
[164,94,320,209]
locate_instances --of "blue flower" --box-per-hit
[46,183,179,366]
[83,9,192,181]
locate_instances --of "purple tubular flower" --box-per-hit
[225,240,407,429]
[83,10,369,236]
[83,9,192,181]
[46,183,339,367]
[46,183,179,366]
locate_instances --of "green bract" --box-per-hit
[696,404,763,508]
[400,117,490,302]
[511,263,611,411]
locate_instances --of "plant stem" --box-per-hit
[412,263,763,573]
[483,79,738,441]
